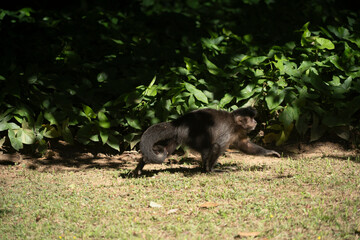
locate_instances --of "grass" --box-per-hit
[1,156,360,239]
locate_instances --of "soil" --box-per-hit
[0,140,358,173]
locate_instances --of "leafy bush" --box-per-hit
[0,1,359,153]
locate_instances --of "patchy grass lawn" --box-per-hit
[1,144,360,239]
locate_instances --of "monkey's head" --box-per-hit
[232,107,257,132]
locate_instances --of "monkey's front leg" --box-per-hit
[237,139,280,158]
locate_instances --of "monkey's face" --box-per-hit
[235,116,257,132]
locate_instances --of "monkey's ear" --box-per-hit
[234,115,247,128]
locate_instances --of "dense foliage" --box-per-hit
[0,0,359,153]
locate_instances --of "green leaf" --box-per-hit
[44,111,58,125]
[19,8,32,17]
[330,76,352,98]
[0,108,14,120]
[301,22,311,47]
[82,105,96,119]
[263,132,280,144]
[35,113,44,131]
[186,0,199,8]
[315,37,335,50]
[76,124,94,144]
[62,121,74,145]
[97,72,108,83]
[106,134,120,151]
[125,117,142,130]
[184,57,199,72]
[18,128,36,144]
[0,136,5,148]
[279,106,299,127]
[43,125,60,138]
[143,76,158,97]
[275,130,286,146]
[334,127,350,141]
[275,123,294,146]
[174,67,190,76]
[329,55,345,71]
[188,94,196,108]
[265,87,285,110]
[8,129,23,151]
[112,39,124,45]
[184,82,208,104]
[342,76,352,89]
[298,61,314,73]
[7,123,20,130]
[327,26,350,39]
[323,113,349,127]
[21,120,31,130]
[37,139,48,155]
[143,85,157,97]
[100,129,109,145]
[296,112,310,136]
[267,124,283,131]
[62,127,74,144]
[98,111,111,129]
[202,36,224,48]
[237,84,256,101]
[283,61,299,77]
[124,132,141,150]
[90,134,99,142]
[219,93,234,108]
[141,0,155,7]
[244,56,267,65]
[303,71,329,94]
[0,120,9,131]
[14,115,23,124]
[130,138,140,150]
[310,114,327,142]
[203,54,223,76]
[14,107,33,125]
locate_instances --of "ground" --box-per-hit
[0,140,358,173]
[1,141,360,239]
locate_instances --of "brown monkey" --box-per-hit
[132,107,280,176]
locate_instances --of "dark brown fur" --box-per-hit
[133,107,280,176]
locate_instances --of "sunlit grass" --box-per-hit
[1,157,360,239]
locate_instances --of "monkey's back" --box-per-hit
[172,108,235,152]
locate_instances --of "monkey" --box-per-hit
[132,107,280,176]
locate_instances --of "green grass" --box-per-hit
[1,157,360,239]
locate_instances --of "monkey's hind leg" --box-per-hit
[202,143,221,172]
[132,158,146,177]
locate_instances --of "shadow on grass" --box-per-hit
[326,155,360,163]
[0,140,132,171]
[1,140,359,173]
[120,158,272,178]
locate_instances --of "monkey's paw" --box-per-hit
[266,150,281,158]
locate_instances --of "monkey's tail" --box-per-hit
[139,122,176,164]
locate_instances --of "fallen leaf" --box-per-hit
[166,209,179,214]
[199,202,219,208]
[149,201,163,208]
[235,232,261,238]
